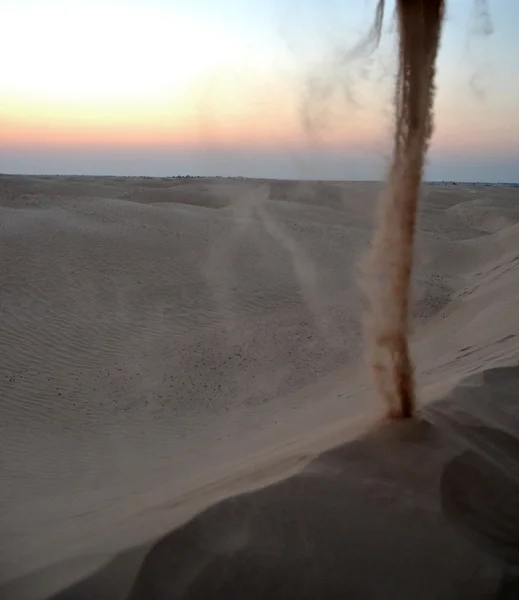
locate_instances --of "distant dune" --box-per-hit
[1,176,519,599]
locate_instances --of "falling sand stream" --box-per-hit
[360,0,446,418]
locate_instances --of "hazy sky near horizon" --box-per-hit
[1,0,518,181]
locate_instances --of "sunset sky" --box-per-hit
[1,0,518,181]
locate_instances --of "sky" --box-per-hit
[1,0,518,181]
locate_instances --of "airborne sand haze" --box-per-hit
[359,0,445,418]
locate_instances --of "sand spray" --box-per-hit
[359,0,445,418]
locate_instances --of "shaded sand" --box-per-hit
[1,176,519,599]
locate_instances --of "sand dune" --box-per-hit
[1,176,519,599]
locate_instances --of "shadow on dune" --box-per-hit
[48,366,519,600]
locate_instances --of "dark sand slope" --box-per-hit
[1,176,519,599]
[51,367,519,600]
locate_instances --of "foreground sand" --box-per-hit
[1,176,519,599]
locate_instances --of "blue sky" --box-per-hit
[1,0,518,181]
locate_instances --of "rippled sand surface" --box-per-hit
[1,176,519,599]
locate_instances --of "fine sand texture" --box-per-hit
[1,175,519,599]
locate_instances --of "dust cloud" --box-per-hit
[359,0,445,418]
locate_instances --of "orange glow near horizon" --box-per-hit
[1,80,385,151]
[0,0,386,154]
[3,79,516,157]
[2,0,519,169]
